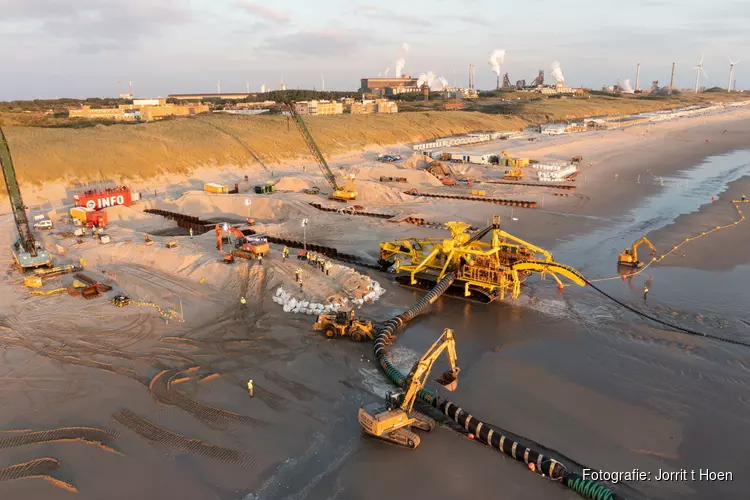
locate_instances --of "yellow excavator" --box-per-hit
[618,237,656,268]
[501,151,528,180]
[358,328,459,449]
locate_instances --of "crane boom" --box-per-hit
[0,127,37,257]
[286,104,341,191]
[400,328,460,414]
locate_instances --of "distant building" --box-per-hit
[541,122,586,135]
[537,83,583,95]
[350,99,398,114]
[69,100,209,122]
[293,100,344,116]
[168,93,251,101]
[359,76,419,96]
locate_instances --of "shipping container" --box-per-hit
[85,211,108,227]
[73,186,133,210]
[204,183,229,194]
[70,207,89,223]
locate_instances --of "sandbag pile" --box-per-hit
[272,280,386,315]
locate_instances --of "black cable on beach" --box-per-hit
[585,281,750,349]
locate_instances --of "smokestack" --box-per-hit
[670,62,676,87]
[496,74,500,90]
[635,62,641,91]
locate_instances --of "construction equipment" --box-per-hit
[112,295,131,307]
[618,237,657,268]
[500,151,529,180]
[0,127,52,271]
[165,241,178,249]
[302,186,321,195]
[215,224,269,256]
[358,328,460,449]
[215,224,246,251]
[312,310,374,342]
[379,216,586,303]
[571,155,583,165]
[286,103,357,202]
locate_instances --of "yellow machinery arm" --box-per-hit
[493,230,553,262]
[631,236,656,261]
[399,329,460,415]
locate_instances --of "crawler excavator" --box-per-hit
[358,328,460,449]
[215,224,269,260]
[379,216,586,302]
[618,236,656,268]
[0,127,52,271]
[286,104,357,202]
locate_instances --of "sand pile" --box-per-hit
[153,192,310,223]
[273,176,319,192]
[402,153,432,170]
[351,180,411,203]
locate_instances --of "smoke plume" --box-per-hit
[394,42,409,78]
[417,72,449,91]
[384,68,390,77]
[488,49,506,75]
[550,61,565,83]
[395,59,405,78]
[622,79,634,93]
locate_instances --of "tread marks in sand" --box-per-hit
[114,409,256,466]
[0,458,77,492]
[149,369,266,429]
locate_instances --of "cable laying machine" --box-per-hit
[379,216,586,303]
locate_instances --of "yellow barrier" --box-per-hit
[29,288,66,296]
[589,200,746,283]
[471,190,486,197]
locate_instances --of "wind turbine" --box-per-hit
[728,58,740,92]
[694,54,707,93]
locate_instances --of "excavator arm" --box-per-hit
[285,104,340,191]
[632,237,656,261]
[399,329,460,415]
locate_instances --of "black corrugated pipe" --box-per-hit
[372,274,620,500]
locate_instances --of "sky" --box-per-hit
[1,0,749,100]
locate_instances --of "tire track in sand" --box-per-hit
[0,427,119,454]
[0,458,77,492]
[149,369,266,429]
[114,410,256,466]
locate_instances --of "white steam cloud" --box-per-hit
[395,58,405,78]
[394,42,410,78]
[384,68,390,77]
[417,72,449,91]
[622,79,634,93]
[488,49,506,75]
[550,61,565,84]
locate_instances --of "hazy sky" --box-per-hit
[1,0,749,100]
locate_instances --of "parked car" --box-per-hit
[377,154,401,162]
[33,219,53,230]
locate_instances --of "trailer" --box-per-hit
[445,152,493,165]
[204,183,229,194]
[73,186,133,210]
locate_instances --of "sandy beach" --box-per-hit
[1,106,750,500]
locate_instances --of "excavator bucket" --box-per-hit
[435,370,458,391]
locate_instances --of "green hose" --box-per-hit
[565,473,616,500]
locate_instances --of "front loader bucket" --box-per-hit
[435,370,458,391]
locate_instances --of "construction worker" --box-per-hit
[295,269,303,282]
[319,259,325,272]
[310,254,317,267]
[189,227,193,238]
[283,246,289,260]
[247,380,254,397]
[258,253,263,265]
[742,194,747,201]
[643,285,649,301]
[325,260,332,276]
[240,296,247,308]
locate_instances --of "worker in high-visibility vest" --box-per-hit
[240,296,247,308]
[295,269,303,282]
[283,246,289,260]
[325,260,332,276]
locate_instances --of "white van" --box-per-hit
[34,219,53,230]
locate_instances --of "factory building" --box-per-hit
[293,100,344,116]
[350,99,398,114]
[359,76,419,96]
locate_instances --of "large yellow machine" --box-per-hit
[287,104,357,202]
[379,216,586,302]
[501,151,529,180]
[358,328,459,449]
[313,310,374,341]
[617,237,656,268]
